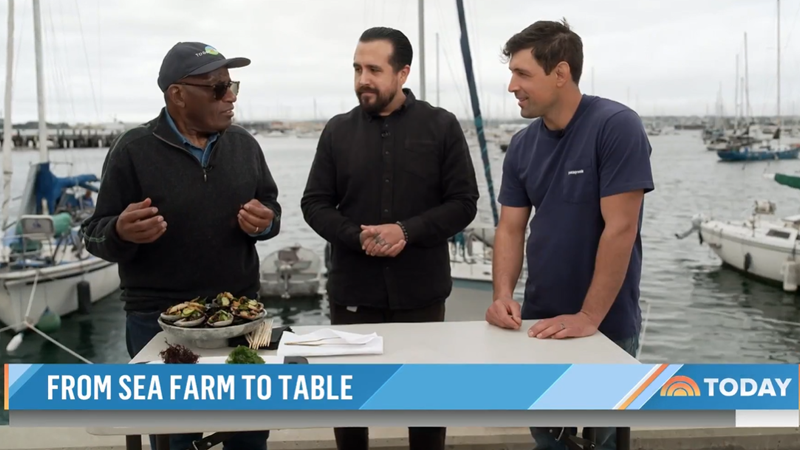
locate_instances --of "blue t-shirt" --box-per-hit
[498,95,654,342]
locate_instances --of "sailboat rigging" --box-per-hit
[2,0,14,229]
[455,0,497,227]
[445,0,527,289]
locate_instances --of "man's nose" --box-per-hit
[358,72,373,87]
[223,88,237,103]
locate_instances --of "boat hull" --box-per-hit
[259,279,321,298]
[0,257,119,332]
[699,220,798,288]
[449,225,527,287]
[717,147,800,161]
[259,246,323,299]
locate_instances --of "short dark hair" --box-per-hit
[502,19,583,84]
[359,27,413,72]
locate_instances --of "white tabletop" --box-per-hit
[85,320,637,436]
[133,320,638,364]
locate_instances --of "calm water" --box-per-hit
[3,130,800,422]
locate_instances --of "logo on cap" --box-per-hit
[195,45,220,57]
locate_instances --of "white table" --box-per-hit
[88,320,639,450]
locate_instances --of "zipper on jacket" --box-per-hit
[153,132,212,182]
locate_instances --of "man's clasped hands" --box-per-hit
[360,224,406,257]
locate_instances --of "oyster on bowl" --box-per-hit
[232,297,265,320]
[161,298,206,323]
[211,292,235,309]
[174,305,206,327]
[208,309,234,327]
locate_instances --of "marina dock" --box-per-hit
[0,128,122,150]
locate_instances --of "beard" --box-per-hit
[356,86,396,115]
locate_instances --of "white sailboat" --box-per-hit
[0,0,119,334]
[448,221,528,290]
[681,0,800,292]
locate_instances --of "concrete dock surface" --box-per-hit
[2,425,800,450]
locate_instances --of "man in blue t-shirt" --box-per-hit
[484,20,654,450]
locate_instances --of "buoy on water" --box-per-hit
[77,280,92,314]
[5,331,23,352]
[5,309,62,353]
[783,261,799,292]
[36,309,61,334]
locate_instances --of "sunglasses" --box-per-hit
[176,80,240,100]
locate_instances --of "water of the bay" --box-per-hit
[2,129,800,423]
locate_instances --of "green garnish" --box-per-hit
[226,346,264,364]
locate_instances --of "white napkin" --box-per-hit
[277,328,384,357]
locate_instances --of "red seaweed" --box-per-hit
[159,340,199,364]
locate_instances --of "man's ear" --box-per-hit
[166,86,186,108]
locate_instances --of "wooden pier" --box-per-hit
[0,128,122,149]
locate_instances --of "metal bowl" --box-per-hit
[157,314,269,349]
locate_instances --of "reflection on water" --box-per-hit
[3,131,800,424]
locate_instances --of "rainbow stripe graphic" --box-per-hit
[4,364,8,410]
[615,363,670,409]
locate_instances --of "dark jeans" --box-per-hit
[126,310,270,450]
[328,301,448,450]
[529,335,640,450]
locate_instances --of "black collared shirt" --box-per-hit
[301,89,479,310]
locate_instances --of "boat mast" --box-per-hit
[33,0,47,163]
[734,54,739,132]
[418,0,426,101]
[776,0,781,144]
[2,0,14,229]
[455,0,498,227]
[744,32,750,124]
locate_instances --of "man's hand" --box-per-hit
[115,198,166,244]
[360,224,405,257]
[485,297,522,330]
[526,312,598,339]
[238,199,274,235]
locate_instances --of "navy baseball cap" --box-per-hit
[157,42,251,92]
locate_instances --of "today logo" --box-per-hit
[195,45,220,57]
[660,375,793,397]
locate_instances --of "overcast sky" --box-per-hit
[1,0,799,124]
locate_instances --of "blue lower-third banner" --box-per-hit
[4,363,799,411]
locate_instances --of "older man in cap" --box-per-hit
[81,42,279,450]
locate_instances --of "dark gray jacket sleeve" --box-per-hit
[80,136,142,263]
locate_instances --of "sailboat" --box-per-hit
[678,170,800,293]
[677,3,800,293]
[706,39,763,152]
[717,1,800,162]
[0,0,119,334]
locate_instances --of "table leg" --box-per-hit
[125,435,142,450]
[616,427,630,450]
[582,427,596,450]
[155,434,171,450]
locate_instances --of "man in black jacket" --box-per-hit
[301,27,479,450]
[81,42,279,450]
